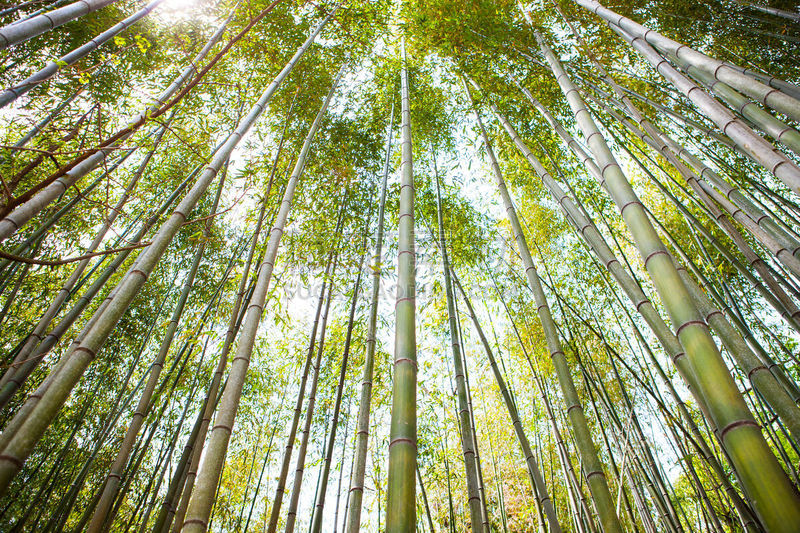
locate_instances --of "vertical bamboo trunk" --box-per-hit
[451,270,563,533]
[416,466,436,533]
[465,82,623,533]
[264,252,337,533]
[333,397,353,533]
[455,299,490,530]
[284,261,337,533]
[309,242,368,533]
[0,12,332,498]
[345,103,393,533]
[180,64,343,533]
[385,40,418,533]
[535,35,800,531]
[434,169,485,533]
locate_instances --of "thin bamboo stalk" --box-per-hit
[309,241,368,533]
[466,80,623,532]
[180,63,343,533]
[385,40,418,533]
[451,269,563,533]
[345,102,393,533]
[434,168,484,533]
[283,258,337,533]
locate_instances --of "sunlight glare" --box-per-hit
[157,0,205,22]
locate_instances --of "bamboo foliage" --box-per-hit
[1,1,800,532]
[0,5,238,242]
[0,9,333,497]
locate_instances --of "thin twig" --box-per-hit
[0,242,151,266]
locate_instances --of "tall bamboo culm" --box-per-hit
[466,81,624,533]
[345,103,393,533]
[385,40,418,533]
[535,32,800,531]
[434,168,485,533]
[180,64,344,533]
[451,269,563,533]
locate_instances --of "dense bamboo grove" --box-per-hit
[1,0,800,531]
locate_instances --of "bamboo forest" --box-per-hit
[5,0,800,531]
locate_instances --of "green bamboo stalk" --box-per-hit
[180,64,344,533]
[607,23,800,195]
[170,88,300,533]
[669,52,800,158]
[309,240,369,533]
[0,12,332,496]
[535,35,800,531]
[345,102,393,533]
[434,168,485,533]
[466,80,623,533]
[264,256,336,533]
[283,255,337,533]
[602,124,800,444]
[385,40,418,533]
[451,270,563,533]
[527,84,800,336]
[416,465,436,533]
